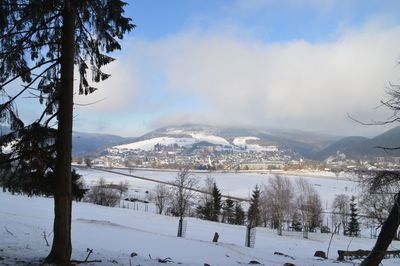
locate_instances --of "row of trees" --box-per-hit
[148,172,361,238]
[149,173,324,235]
[195,176,245,224]
[245,176,323,235]
[82,170,392,243]
[150,172,246,227]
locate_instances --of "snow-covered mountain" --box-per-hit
[108,124,337,158]
[111,126,279,154]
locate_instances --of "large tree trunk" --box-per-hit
[360,192,400,266]
[45,1,76,264]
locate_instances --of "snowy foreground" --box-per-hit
[1,191,400,266]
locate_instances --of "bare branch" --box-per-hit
[4,226,16,237]
[74,98,105,106]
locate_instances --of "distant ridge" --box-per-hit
[110,124,341,159]
[315,126,400,160]
[72,131,136,156]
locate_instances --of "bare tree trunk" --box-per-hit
[361,193,400,266]
[45,1,76,264]
[178,217,183,237]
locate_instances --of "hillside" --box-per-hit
[110,124,339,159]
[314,136,370,160]
[72,132,136,156]
[316,126,400,160]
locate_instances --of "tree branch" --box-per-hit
[0,60,59,113]
[0,58,59,89]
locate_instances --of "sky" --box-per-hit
[20,0,400,137]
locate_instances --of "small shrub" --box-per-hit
[85,178,120,207]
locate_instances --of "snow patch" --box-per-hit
[189,133,230,146]
[233,137,277,152]
[113,137,195,151]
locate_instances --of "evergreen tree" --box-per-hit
[234,201,245,225]
[247,185,261,228]
[291,211,303,232]
[0,1,133,263]
[222,198,235,224]
[211,182,222,221]
[196,200,213,220]
[197,182,222,222]
[347,196,360,237]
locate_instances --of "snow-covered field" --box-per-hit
[2,169,399,265]
[78,168,358,209]
[2,190,400,266]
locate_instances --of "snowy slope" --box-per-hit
[110,133,279,152]
[190,133,230,146]
[233,137,278,152]
[113,137,195,151]
[111,133,232,152]
[2,191,400,266]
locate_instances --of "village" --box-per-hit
[77,141,400,172]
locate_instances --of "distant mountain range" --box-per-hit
[3,124,400,160]
[110,124,342,159]
[107,124,400,160]
[315,126,400,160]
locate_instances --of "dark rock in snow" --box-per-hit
[130,252,138,257]
[212,232,219,242]
[314,250,327,259]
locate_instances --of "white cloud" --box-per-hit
[132,22,400,135]
[73,58,140,112]
[74,22,400,136]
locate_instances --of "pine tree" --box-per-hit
[234,201,245,225]
[0,1,133,263]
[197,200,213,220]
[222,198,235,224]
[247,185,261,228]
[211,182,222,221]
[197,182,222,222]
[291,211,303,232]
[347,196,360,237]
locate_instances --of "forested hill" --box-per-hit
[315,126,400,160]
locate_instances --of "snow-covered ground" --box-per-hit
[112,137,195,151]
[190,133,230,146]
[110,133,231,152]
[1,169,398,265]
[78,168,359,209]
[233,137,278,152]
[2,190,400,266]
